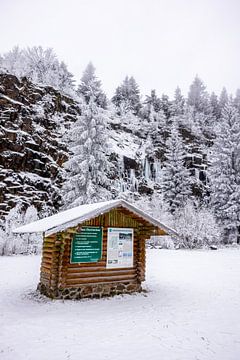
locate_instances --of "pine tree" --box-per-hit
[234,89,240,114]
[112,76,141,115]
[144,89,162,113]
[160,94,171,119]
[77,62,107,108]
[57,61,75,94]
[219,87,228,113]
[187,75,210,114]
[210,92,221,120]
[62,99,109,206]
[161,126,191,213]
[170,86,185,117]
[209,103,240,243]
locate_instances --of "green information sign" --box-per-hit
[70,226,102,263]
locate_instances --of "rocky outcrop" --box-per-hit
[0,74,80,217]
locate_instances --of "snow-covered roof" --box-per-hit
[13,199,177,236]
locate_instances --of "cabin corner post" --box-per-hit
[139,237,146,282]
[49,232,65,297]
[136,228,146,283]
[38,232,65,299]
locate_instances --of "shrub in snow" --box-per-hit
[147,235,175,249]
[174,201,220,249]
[0,204,42,256]
[0,227,7,256]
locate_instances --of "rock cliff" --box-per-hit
[0,74,79,217]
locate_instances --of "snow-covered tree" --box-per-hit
[170,86,185,117]
[0,46,25,77]
[234,89,240,114]
[0,46,74,95]
[77,62,107,108]
[219,87,229,113]
[160,94,171,119]
[23,205,41,254]
[161,125,191,213]
[210,92,221,120]
[187,76,210,114]
[209,103,240,243]
[24,46,58,84]
[0,204,41,255]
[112,76,141,115]
[143,89,162,114]
[174,200,220,248]
[3,204,25,255]
[56,61,75,95]
[62,99,110,206]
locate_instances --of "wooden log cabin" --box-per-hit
[14,199,176,299]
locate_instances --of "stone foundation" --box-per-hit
[38,282,142,300]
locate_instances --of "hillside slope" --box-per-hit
[0,74,208,220]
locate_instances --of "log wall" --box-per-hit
[38,206,166,299]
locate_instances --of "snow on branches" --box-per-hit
[62,99,110,207]
[209,103,240,243]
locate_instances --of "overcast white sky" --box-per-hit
[0,0,239,98]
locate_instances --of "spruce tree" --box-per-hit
[77,62,107,108]
[144,89,162,113]
[112,76,141,115]
[187,75,210,114]
[160,94,171,119]
[62,99,109,206]
[219,87,228,113]
[170,86,185,117]
[209,103,240,243]
[161,125,191,213]
[210,92,221,120]
[234,89,240,114]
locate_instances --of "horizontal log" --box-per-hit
[41,261,52,269]
[42,249,61,256]
[40,273,50,281]
[40,269,51,277]
[42,253,53,261]
[66,275,137,285]
[66,260,107,267]
[66,269,136,279]
[41,257,53,265]
[44,238,56,244]
[43,244,55,250]
[40,266,51,277]
[41,257,59,266]
[67,265,137,273]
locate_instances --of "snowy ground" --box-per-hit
[0,249,240,360]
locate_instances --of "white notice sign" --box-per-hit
[106,228,133,268]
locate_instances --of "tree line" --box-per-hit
[0,46,240,252]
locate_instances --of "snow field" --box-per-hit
[0,249,240,360]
